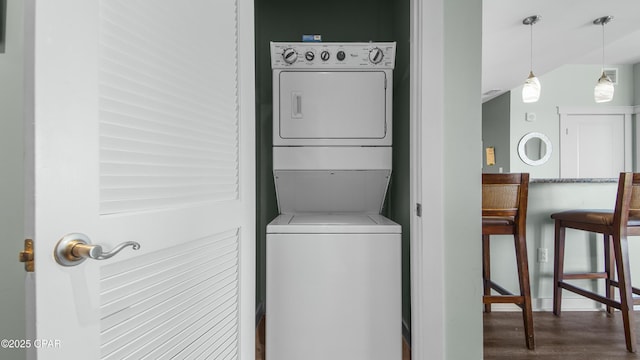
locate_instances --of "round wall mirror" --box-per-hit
[518,132,552,166]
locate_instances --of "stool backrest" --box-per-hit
[614,173,640,231]
[630,174,640,214]
[482,173,530,228]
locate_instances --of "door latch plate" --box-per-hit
[19,239,34,272]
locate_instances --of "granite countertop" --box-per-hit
[530,178,617,184]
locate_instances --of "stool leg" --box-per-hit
[514,232,535,350]
[482,234,491,313]
[604,234,615,315]
[553,221,565,316]
[612,232,637,353]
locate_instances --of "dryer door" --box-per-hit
[277,71,387,142]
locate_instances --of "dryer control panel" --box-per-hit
[271,42,396,69]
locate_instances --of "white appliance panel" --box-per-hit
[270,42,396,69]
[273,147,392,171]
[266,231,401,360]
[274,170,390,214]
[278,71,386,140]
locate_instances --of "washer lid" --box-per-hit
[290,214,377,225]
[267,214,401,234]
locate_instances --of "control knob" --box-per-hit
[337,50,346,61]
[282,48,298,64]
[320,50,330,61]
[369,47,384,64]
[305,51,315,61]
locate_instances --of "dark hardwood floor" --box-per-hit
[484,311,640,359]
[256,311,639,359]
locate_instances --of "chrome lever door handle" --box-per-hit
[54,233,141,266]
[71,241,140,260]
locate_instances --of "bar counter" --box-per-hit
[530,178,617,184]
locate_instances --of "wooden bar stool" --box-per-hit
[482,173,534,350]
[551,172,640,353]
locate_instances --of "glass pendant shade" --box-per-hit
[522,71,541,103]
[522,15,541,103]
[594,72,614,103]
[593,16,614,103]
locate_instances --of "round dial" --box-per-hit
[369,47,384,64]
[305,51,315,61]
[320,50,330,61]
[336,50,346,61]
[282,48,298,64]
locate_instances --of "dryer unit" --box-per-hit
[267,42,401,360]
[271,42,395,147]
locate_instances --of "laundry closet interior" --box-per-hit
[254,0,412,335]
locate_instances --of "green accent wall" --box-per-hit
[0,0,6,53]
[254,0,411,325]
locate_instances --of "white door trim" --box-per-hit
[237,0,257,357]
[635,106,640,173]
[557,105,635,116]
[410,0,445,358]
[24,0,36,358]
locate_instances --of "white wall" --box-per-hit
[510,64,635,178]
[412,0,482,358]
[0,1,25,359]
[442,0,483,357]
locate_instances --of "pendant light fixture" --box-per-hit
[522,15,541,103]
[593,16,614,103]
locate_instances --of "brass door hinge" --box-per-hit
[19,239,34,272]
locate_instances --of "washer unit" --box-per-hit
[267,42,401,360]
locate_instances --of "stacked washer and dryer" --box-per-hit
[266,42,401,360]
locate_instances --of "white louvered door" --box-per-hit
[26,0,255,359]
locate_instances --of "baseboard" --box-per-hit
[256,302,265,327]
[402,318,411,347]
[490,298,640,312]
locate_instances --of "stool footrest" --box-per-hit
[558,281,621,310]
[486,280,513,297]
[609,282,640,296]
[483,295,525,306]
[484,280,526,310]
[563,272,608,280]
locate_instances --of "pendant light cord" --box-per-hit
[530,23,534,73]
[601,22,605,73]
